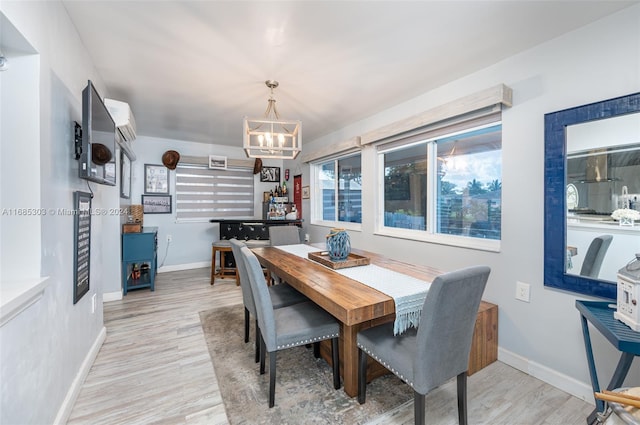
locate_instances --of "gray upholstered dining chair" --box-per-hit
[357,266,490,425]
[579,235,613,279]
[229,239,308,363]
[268,226,301,284]
[269,225,301,246]
[240,246,341,408]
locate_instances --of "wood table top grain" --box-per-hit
[251,245,442,325]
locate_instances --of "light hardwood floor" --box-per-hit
[67,267,594,425]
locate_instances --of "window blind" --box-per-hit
[175,164,254,222]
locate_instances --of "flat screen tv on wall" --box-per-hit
[79,80,117,186]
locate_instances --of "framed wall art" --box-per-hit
[120,151,131,199]
[73,191,92,304]
[260,166,280,182]
[144,164,169,194]
[142,194,172,214]
[208,155,227,170]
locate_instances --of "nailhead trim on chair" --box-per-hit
[277,333,339,350]
[357,343,415,389]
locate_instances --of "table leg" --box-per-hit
[585,352,635,425]
[579,315,601,401]
[606,352,634,391]
[580,314,605,425]
[341,323,359,397]
[581,313,636,425]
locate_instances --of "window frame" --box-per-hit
[310,152,363,231]
[375,122,502,252]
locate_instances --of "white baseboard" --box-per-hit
[158,261,209,273]
[103,291,122,302]
[53,326,107,425]
[498,347,594,405]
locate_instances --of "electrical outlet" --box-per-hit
[515,281,530,302]
[167,234,172,243]
[91,293,97,313]
[304,233,310,242]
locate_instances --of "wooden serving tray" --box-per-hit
[307,251,370,269]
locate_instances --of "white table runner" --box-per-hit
[275,244,432,334]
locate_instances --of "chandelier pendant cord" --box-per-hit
[250,85,293,135]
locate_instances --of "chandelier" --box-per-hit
[243,80,302,160]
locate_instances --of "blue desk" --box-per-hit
[575,300,640,425]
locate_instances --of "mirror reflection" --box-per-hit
[565,113,640,282]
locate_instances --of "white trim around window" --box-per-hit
[374,117,502,252]
[310,152,363,230]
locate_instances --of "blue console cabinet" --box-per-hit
[122,226,157,295]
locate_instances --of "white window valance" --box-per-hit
[301,136,361,164]
[360,84,512,146]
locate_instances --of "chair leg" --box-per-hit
[358,348,367,404]
[255,321,260,363]
[244,308,250,343]
[269,351,276,408]
[210,247,216,285]
[331,337,340,389]
[313,341,320,358]
[457,372,468,425]
[219,250,226,277]
[259,334,266,375]
[414,391,425,425]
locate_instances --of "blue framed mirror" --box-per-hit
[544,92,640,299]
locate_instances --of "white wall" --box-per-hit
[0,48,40,281]
[0,2,120,424]
[297,5,640,401]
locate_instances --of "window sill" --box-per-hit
[375,227,501,252]
[0,277,50,327]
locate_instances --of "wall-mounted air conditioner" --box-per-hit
[104,98,136,141]
[104,98,137,160]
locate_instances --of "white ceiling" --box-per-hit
[61,1,636,148]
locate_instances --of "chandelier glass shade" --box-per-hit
[243,80,301,160]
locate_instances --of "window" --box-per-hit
[175,164,254,222]
[379,122,502,242]
[384,143,428,230]
[312,153,362,225]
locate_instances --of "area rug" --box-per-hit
[200,305,414,424]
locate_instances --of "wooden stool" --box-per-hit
[211,240,235,285]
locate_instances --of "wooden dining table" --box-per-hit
[251,244,444,397]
